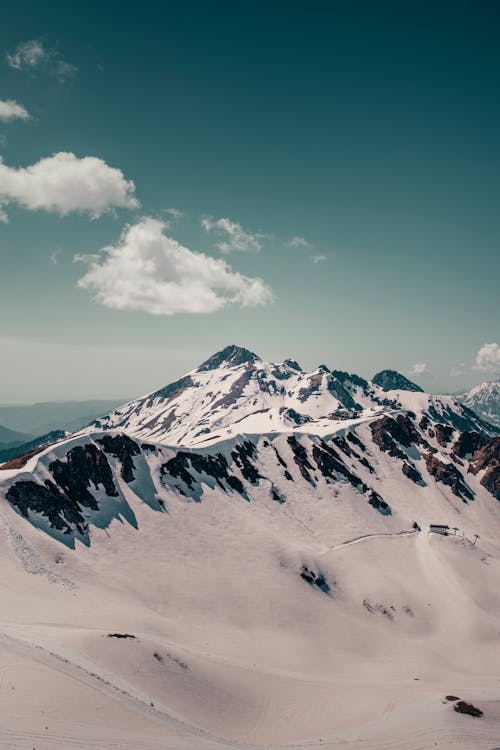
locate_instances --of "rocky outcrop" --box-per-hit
[97,434,141,482]
[402,462,424,484]
[161,451,245,496]
[372,370,423,393]
[197,345,260,371]
[370,414,422,459]
[424,453,473,501]
[452,431,488,458]
[434,423,454,447]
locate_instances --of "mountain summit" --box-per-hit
[88,346,493,447]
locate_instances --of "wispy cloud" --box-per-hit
[311,254,326,264]
[50,247,62,264]
[201,216,263,253]
[0,99,30,121]
[163,207,184,219]
[407,362,429,377]
[474,342,500,373]
[0,152,138,221]
[6,40,77,81]
[76,217,274,315]
[286,236,312,249]
[450,363,466,377]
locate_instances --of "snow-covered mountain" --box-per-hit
[0,345,499,749]
[458,379,500,429]
[86,344,494,447]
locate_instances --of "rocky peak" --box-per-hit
[372,369,423,393]
[197,345,261,372]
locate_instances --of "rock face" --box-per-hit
[424,453,473,502]
[372,370,423,393]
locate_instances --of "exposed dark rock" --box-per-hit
[271,485,285,504]
[326,376,360,410]
[197,345,260,371]
[372,370,423,393]
[7,479,88,534]
[419,415,430,430]
[331,370,370,391]
[453,431,488,459]
[331,435,354,457]
[283,358,302,371]
[434,423,454,447]
[108,633,135,639]
[368,490,392,515]
[148,375,195,405]
[479,464,500,500]
[346,432,367,452]
[312,441,362,488]
[424,453,474,501]
[97,434,141,482]
[453,701,483,717]
[402,461,424,484]
[231,441,261,484]
[50,444,118,503]
[470,436,500,473]
[300,566,330,593]
[282,408,311,425]
[161,451,244,496]
[287,436,315,484]
[370,414,422,459]
[446,695,460,701]
[211,367,254,410]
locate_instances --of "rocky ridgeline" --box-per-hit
[4,406,500,542]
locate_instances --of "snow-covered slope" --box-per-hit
[86,345,495,447]
[458,380,500,429]
[0,346,499,749]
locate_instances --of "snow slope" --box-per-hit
[84,345,495,447]
[0,346,499,749]
[459,380,500,429]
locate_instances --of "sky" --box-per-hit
[0,0,499,403]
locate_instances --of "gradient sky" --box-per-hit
[0,0,499,403]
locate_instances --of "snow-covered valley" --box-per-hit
[0,346,499,749]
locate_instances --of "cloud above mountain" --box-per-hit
[0,99,30,121]
[407,362,429,377]
[202,216,263,253]
[76,217,274,315]
[6,39,76,81]
[0,152,138,222]
[474,342,500,373]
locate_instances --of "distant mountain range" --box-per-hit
[457,379,500,429]
[0,399,127,437]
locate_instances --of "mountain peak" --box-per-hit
[372,369,424,393]
[197,344,261,372]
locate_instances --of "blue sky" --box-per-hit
[0,0,499,402]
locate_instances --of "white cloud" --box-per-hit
[474,342,500,373]
[311,254,326,264]
[76,217,274,315]
[202,216,263,253]
[450,363,466,377]
[6,40,77,81]
[407,362,429,377]
[286,236,312,249]
[0,99,30,121]
[0,152,138,221]
[164,207,184,219]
